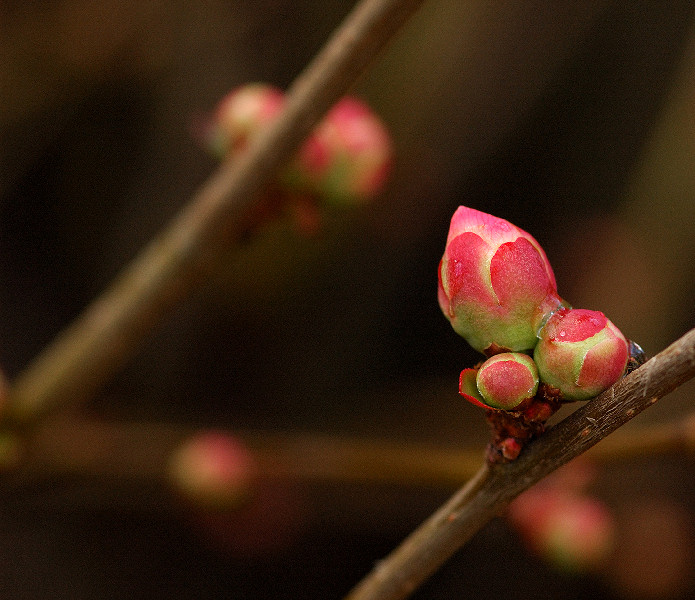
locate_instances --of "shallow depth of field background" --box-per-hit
[2,1,695,598]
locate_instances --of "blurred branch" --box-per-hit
[0,425,454,489]
[588,409,695,461]
[344,326,695,600]
[12,419,482,488]
[4,394,695,502]
[4,0,425,426]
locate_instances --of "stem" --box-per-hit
[344,327,695,600]
[5,0,425,426]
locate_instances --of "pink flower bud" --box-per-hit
[168,432,256,510]
[207,83,285,158]
[439,206,564,354]
[284,97,393,206]
[460,352,539,411]
[508,487,615,573]
[534,308,629,400]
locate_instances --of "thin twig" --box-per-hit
[5,0,425,426]
[344,327,695,600]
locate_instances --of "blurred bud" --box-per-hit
[206,83,285,158]
[168,431,256,511]
[438,206,564,355]
[459,352,539,411]
[508,486,615,573]
[534,308,629,400]
[284,97,393,206]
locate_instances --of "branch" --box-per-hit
[12,420,482,487]
[344,327,695,600]
[5,0,425,426]
[7,400,695,496]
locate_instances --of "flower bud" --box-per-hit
[168,432,256,510]
[284,97,393,206]
[438,206,564,355]
[534,308,629,400]
[508,487,615,573]
[207,83,285,158]
[459,352,539,411]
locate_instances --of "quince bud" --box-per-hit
[207,83,285,158]
[534,308,629,400]
[284,97,393,206]
[168,432,256,510]
[459,352,539,411]
[439,206,564,354]
[509,486,615,573]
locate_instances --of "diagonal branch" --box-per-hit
[5,0,425,426]
[344,326,695,600]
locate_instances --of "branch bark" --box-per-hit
[344,326,695,600]
[5,0,425,426]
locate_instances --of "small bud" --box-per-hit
[207,83,285,158]
[498,437,523,461]
[168,432,256,510]
[283,97,393,206]
[459,352,539,411]
[534,308,629,400]
[438,206,564,355]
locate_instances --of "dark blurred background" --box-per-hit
[2,1,695,598]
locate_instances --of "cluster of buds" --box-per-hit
[438,206,640,460]
[200,83,393,231]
